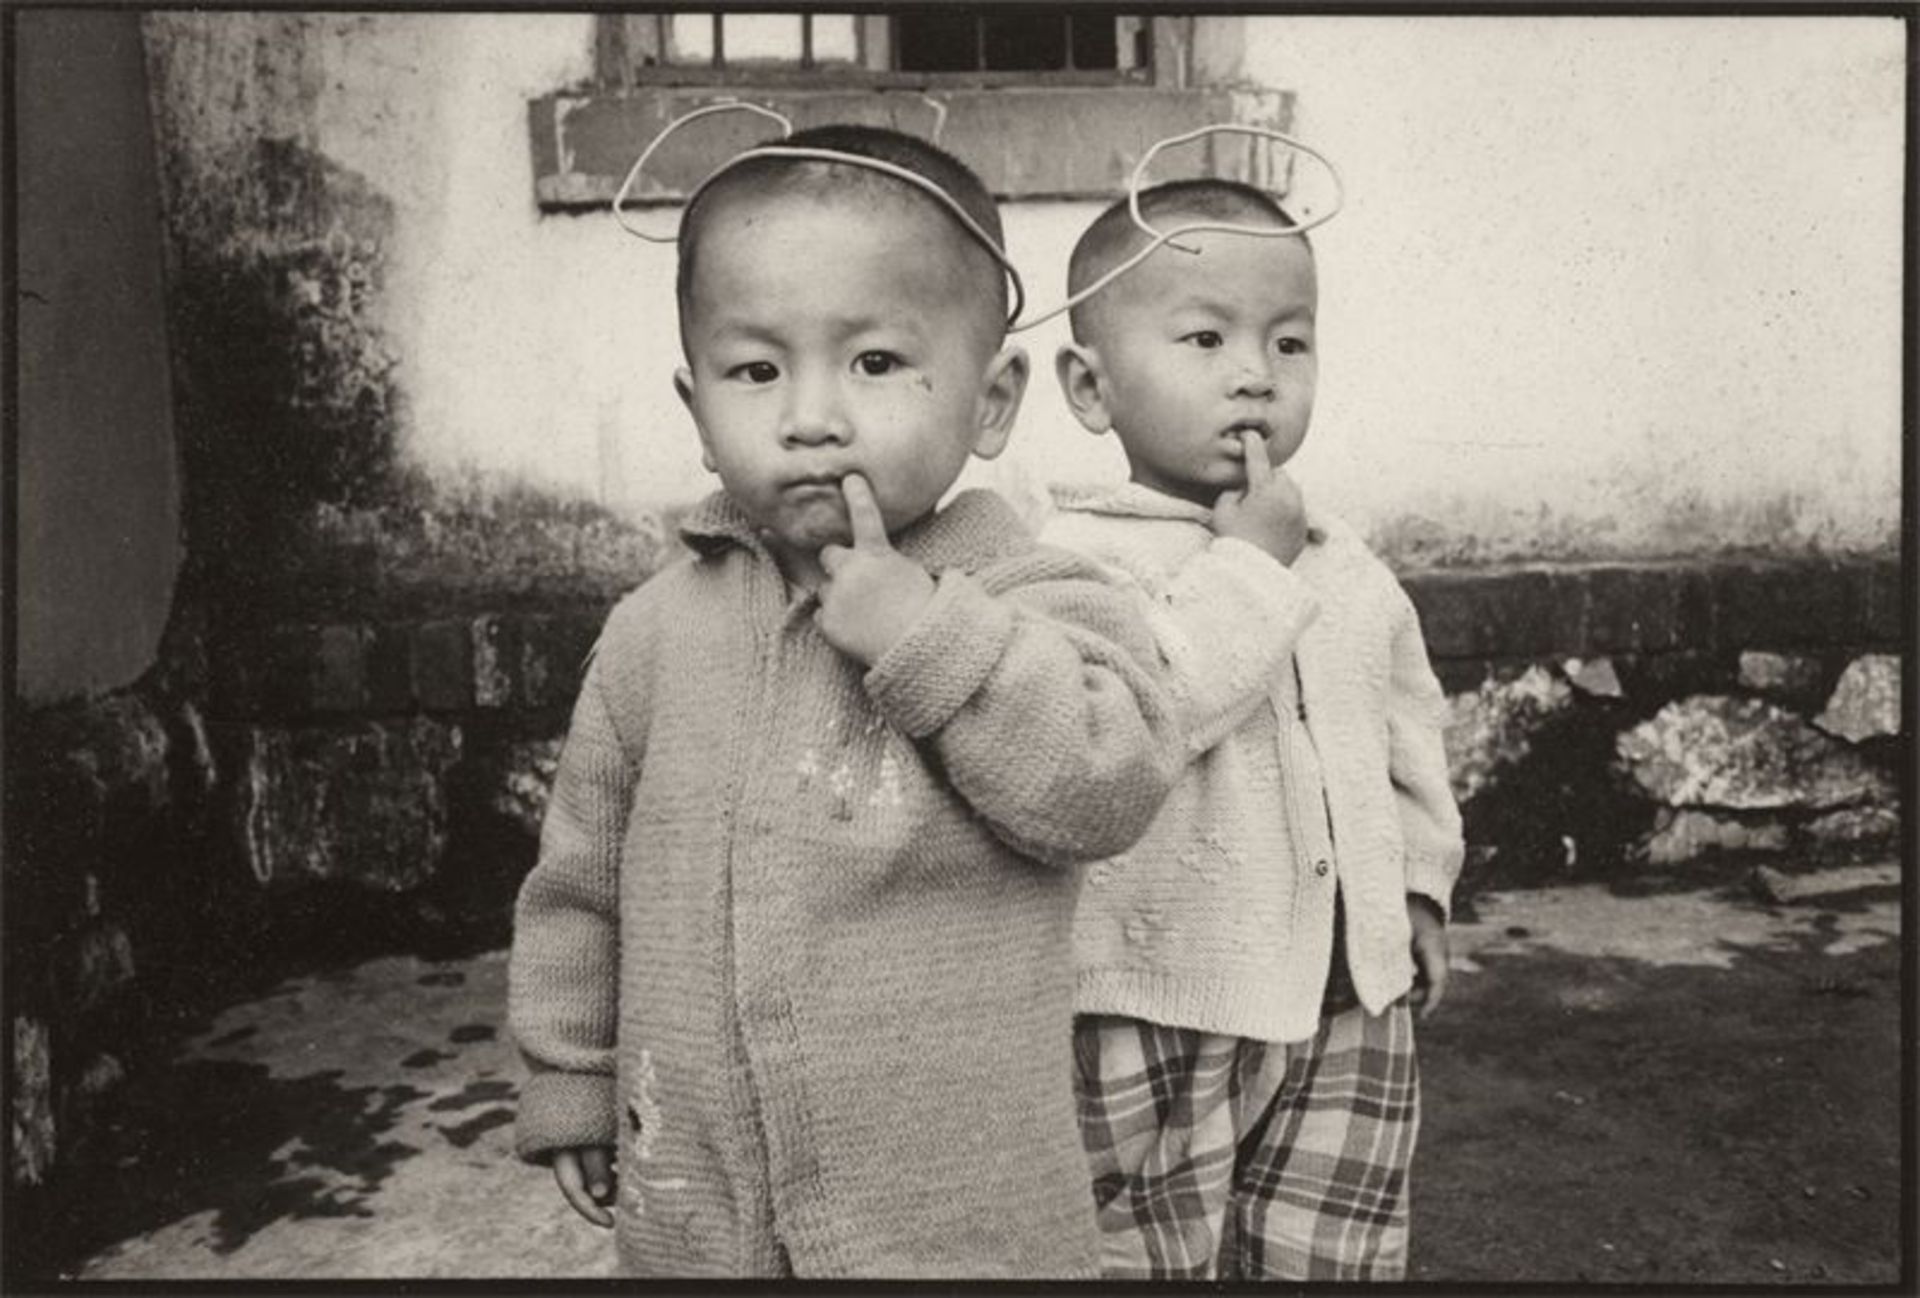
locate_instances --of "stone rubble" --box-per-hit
[493,739,563,839]
[1747,861,1901,906]
[1814,654,1901,744]
[1803,804,1900,846]
[1737,651,1826,700]
[1443,664,1576,804]
[1643,808,1790,867]
[1615,696,1894,812]
[1563,656,1624,699]
[234,719,463,890]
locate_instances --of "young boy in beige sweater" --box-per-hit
[507,126,1180,1278]
[1042,179,1464,1280]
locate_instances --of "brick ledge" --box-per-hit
[1403,555,1901,661]
[211,555,1903,721]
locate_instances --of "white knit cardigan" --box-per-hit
[1043,483,1463,1043]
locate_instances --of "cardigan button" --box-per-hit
[1313,859,1330,878]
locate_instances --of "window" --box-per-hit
[596,12,1149,85]
[532,12,1288,206]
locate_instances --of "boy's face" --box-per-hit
[1065,231,1317,507]
[675,189,1025,566]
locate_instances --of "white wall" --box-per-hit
[1222,15,1906,563]
[158,14,1904,566]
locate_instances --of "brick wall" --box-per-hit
[195,549,1903,904]
[1409,556,1902,673]
[220,554,1905,721]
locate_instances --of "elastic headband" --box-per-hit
[1009,123,1345,333]
[613,100,1027,328]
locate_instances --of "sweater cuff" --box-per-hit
[1208,534,1290,576]
[864,572,1014,739]
[1211,537,1318,614]
[514,1069,617,1164]
[1404,846,1461,923]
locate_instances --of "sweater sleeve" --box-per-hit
[507,656,636,1163]
[1384,583,1465,919]
[1147,537,1320,757]
[863,557,1180,867]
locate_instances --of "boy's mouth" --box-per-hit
[780,472,847,495]
[1220,422,1271,454]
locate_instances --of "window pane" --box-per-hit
[894,12,977,72]
[668,13,714,64]
[723,13,803,62]
[892,9,1136,74]
[1069,12,1119,70]
[981,14,1066,72]
[811,14,858,63]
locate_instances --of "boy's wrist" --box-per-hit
[515,1070,619,1163]
[1406,891,1447,928]
[1210,532,1297,569]
[1213,525,1304,565]
[864,572,1014,738]
[1404,847,1459,923]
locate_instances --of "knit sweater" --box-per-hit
[508,488,1180,1279]
[1042,482,1463,1044]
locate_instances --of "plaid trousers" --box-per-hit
[1072,1001,1419,1280]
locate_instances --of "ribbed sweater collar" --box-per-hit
[678,487,1033,573]
[1050,480,1330,544]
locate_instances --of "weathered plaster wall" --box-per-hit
[1235,15,1905,564]
[16,10,182,703]
[141,12,665,618]
[144,14,1904,574]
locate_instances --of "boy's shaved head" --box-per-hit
[1067,179,1306,344]
[676,124,1009,348]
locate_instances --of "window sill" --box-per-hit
[529,83,1292,208]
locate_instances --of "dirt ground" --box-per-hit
[16,866,1907,1288]
[1413,898,1903,1284]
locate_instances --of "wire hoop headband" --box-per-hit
[612,99,1027,327]
[1008,123,1345,333]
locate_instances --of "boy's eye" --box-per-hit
[1182,330,1224,349]
[854,351,903,377]
[729,361,780,384]
[1275,337,1310,356]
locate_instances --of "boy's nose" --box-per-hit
[1227,341,1277,399]
[780,417,851,448]
[778,379,852,447]
[1228,364,1276,400]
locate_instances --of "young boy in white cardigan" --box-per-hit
[1042,178,1464,1280]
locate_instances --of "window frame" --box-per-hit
[595,13,1157,89]
[532,13,1286,209]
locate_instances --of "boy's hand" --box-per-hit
[1406,894,1450,1020]
[553,1145,617,1228]
[1212,431,1308,565]
[816,473,937,665]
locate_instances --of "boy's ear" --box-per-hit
[1055,343,1113,436]
[969,345,1029,462]
[674,366,718,473]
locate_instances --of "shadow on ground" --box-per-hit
[20,879,1906,1285]
[1414,924,1902,1284]
[58,1062,429,1266]
[27,952,614,1283]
